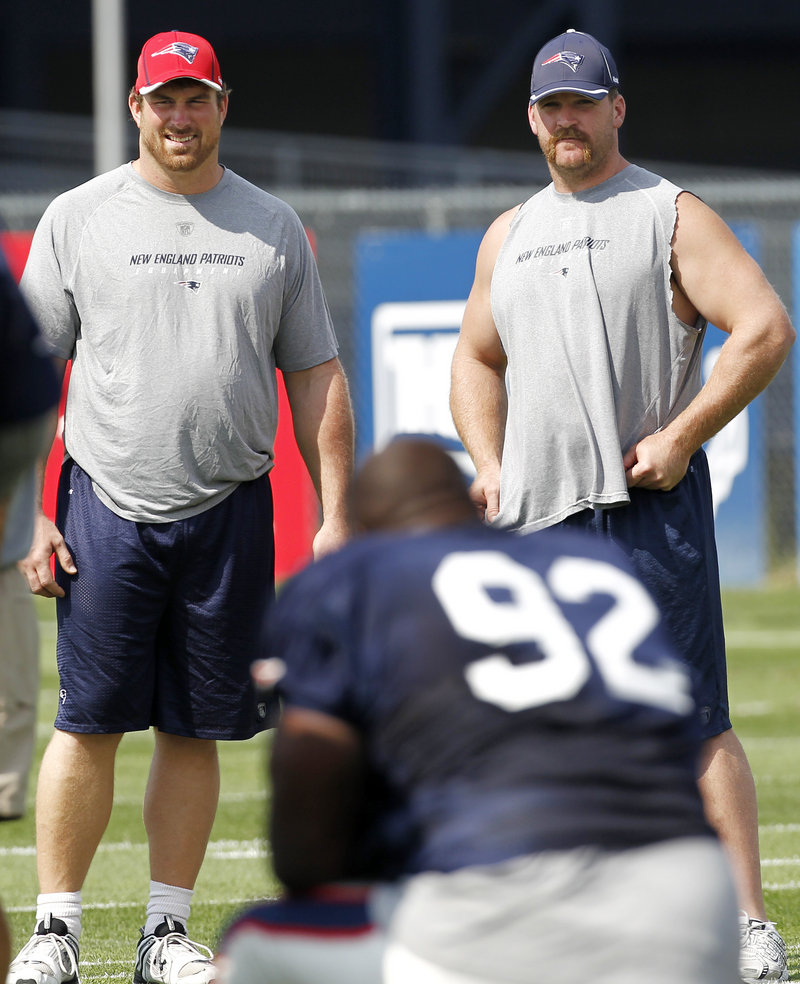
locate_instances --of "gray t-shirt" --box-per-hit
[22,164,338,522]
[490,164,706,532]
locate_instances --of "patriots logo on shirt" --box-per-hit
[542,50,583,73]
[152,42,199,64]
[177,280,201,292]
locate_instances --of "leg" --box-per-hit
[36,730,123,891]
[134,734,219,984]
[697,727,765,917]
[9,731,119,984]
[0,903,10,982]
[144,731,220,889]
[0,565,39,819]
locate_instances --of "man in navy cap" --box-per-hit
[451,28,793,984]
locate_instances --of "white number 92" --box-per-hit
[431,550,694,716]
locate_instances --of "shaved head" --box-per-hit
[350,438,478,533]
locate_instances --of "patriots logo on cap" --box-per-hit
[153,42,199,64]
[542,50,583,73]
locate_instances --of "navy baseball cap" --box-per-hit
[530,29,620,104]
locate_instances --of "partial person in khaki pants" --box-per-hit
[0,253,60,821]
[0,249,60,984]
[0,473,44,820]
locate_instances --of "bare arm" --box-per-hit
[450,209,515,521]
[625,192,795,490]
[269,705,364,893]
[282,357,355,558]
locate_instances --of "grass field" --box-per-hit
[1,587,798,982]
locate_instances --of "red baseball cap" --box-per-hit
[135,30,224,95]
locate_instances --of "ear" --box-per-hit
[612,93,626,129]
[218,93,229,126]
[128,92,142,129]
[528,100,538,136]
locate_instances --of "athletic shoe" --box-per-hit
[133,917,215,984]
[6,914,80,984]
[739,911,789,982]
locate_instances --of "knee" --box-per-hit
[153,731,218,762]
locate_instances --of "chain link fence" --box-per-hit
[1,111,798,580]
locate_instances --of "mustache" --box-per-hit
[544,128,592,164]
[552,127,588,144]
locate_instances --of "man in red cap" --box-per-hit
[7,28,354,984]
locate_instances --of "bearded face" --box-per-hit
[131,80,227,189]
[530,92,624,189]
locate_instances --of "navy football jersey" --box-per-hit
[269,523,712,877]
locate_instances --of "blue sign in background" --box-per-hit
[356,223,765,586]
[355,229,482,455]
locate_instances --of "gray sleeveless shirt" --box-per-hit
[490,164,706,532]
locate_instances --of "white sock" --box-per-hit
[144,881,194,937]
[36,892,82,940]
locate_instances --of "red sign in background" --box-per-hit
[1,230,318,582]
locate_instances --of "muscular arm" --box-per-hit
[283,357,355,557]
[450,209,515,521]
[625,192,795,489]
[269,706,364,893]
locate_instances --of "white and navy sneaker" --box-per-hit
[133,917,215,984]
[6,915,80,984]
[739,911,789,982]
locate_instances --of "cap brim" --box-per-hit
[138,76,223,95]
[530,82,610,104]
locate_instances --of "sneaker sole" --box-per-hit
[11,979,77,984]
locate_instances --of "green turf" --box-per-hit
[1,599,278,980]
[1,589,798,981]
[723,588,800,980]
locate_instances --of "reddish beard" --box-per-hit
[141,125,220,174]
[544,128,592,166]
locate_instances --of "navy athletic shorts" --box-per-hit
[53,459,275,739]
[553,449,730,739]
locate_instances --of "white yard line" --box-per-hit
[725,629,800,649]
[108,789,267,806]
[6,834,799,861]
[1,837,268,859]
[6,894,277,915]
